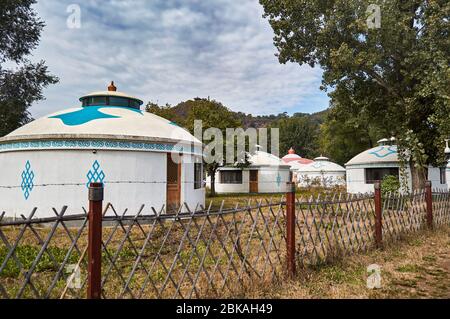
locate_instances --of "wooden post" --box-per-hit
[286,182,296,277]
[425,181,433,229]
[87,182,103,299]
[374,181,382,248]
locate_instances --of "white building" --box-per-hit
[208,150,291,194]
[0,82,205,217]
[346,139,448,194]
[296,156,346,187]
[281,147,314,183]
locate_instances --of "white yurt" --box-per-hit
[210,150,291,194]
[296,156,346,187]
[281,147,314,183]
[346,138,448,194]
[0,82,205,217]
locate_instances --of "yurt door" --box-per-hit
[166,154,181,212]
[249,170,258,193]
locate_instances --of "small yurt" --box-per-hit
[346,138,448,194]
[0,82,205,217]
[296,156,346,187]
[211,150,291,194]
[281,147,314,183]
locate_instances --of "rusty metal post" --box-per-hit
[425,181,433,229]
[374,181,382,248]
[87,182,103,299]
[285,182,296,277]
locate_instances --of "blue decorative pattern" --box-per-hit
[0,139,202,156]
[86,160,105,188]
[312,161,325,169]
[276,172,282,188]
[369,146,397,158]
[21,161,35,200]
[49,106,143,126]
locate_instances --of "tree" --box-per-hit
[319,101,384,165]
[269,115,321,159]
[260,0,450,190]
[0,0,58,137]
[147,98,243,196]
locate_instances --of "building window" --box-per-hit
[194,163,203,189]
[440,167,447,184]
[220,170,243,184]
[365,167,399,184]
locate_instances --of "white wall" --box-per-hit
[0,149,205,218]
[346,165,418,194]
[180,155,206,211]
[428,166,448,191]
[346,167,376,194]
[297,172,346,188]
[212,167,291,194]
[213,170,250,194]
[257,167,291,193]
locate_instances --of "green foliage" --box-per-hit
[269,115,322,159]
[0,245,79,278]
[319,103,385,165]
[260,0,450,189]
[147,98,244,195]
[381,175,401,195]
[0,0,58,136]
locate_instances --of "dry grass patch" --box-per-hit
[250,226,450,299]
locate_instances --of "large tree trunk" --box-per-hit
[410,164,428,192]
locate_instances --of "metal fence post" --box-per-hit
[88,182,103,299]
[374,181,382,248]
[425,181,433,229]
[285,182,296,277]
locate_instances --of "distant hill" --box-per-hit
[161,97,329,129]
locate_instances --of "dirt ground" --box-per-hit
[252,226,450,299]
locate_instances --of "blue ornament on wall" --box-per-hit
[86,160,105,188]
[21,161,35,200]
[276,172,282,188]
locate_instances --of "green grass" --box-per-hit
[0,245,80,278]
[395,264,422,273]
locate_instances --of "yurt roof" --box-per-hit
[297,156,345,173]
[249,150,289,167]
[0,83,201,147]
[282,147,314,165]
[282,147,302,163]
[346,145,399,166]
[288,158,314,170]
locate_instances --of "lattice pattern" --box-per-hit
[295,193,375,267]
[0,200,285,299]
[382,191,427,241]
[433,190,450,227]
[99,200,285,298]
[0,208,89,299]
[1,189,449,299]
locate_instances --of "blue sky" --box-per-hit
[29,0,330,118]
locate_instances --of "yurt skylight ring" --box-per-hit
[79,81,143,109]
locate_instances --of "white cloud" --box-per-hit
[28,0,329,118]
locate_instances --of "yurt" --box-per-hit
[296,156,346,187]
[281,147,314,183]
[0,82,205,217]
[210,150,291,194]
[346,138,448,194]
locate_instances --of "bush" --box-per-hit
[381,175,400,195]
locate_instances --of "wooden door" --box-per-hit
[249,170,258,193]
[166,154,181,212]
